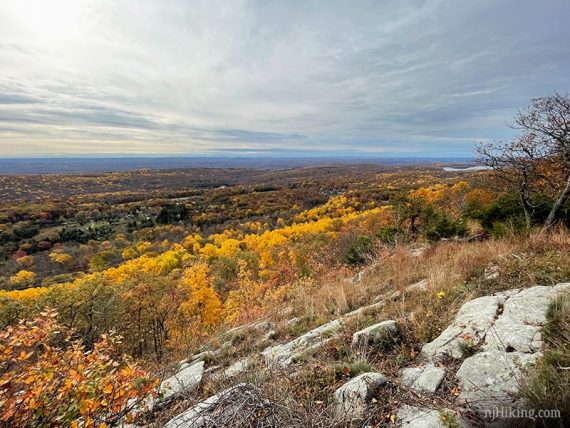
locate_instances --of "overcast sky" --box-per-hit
[0,0,569,158]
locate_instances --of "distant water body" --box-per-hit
[443,166,491,172]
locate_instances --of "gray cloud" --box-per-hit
[0,0,569,157]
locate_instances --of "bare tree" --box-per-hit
[476,93,570,229]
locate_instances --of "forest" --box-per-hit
[2,148,570,426]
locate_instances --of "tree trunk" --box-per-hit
[545,173,570,229]
[519,193,532,229]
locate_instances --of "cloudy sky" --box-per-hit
[0,0,569,158]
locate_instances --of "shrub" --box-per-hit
[424,213,467,242]
[375,226,398,244]
[345,236,374,266]
[0,310,157,427]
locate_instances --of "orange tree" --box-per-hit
[0,310,157,427]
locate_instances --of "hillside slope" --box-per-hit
[141,231,570,427]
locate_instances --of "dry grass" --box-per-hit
[283,227,570,345]
[150,228,570,427]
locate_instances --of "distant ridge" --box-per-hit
[0,156,471,175]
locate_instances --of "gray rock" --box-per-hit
[421,294,505,359]
[400,367,423,388]
[262,318,341,366]
[223,357,252,377]
[343,301,384,319]
[397,404,443,428]
[423,284,570,360]
[484,265,500,281]
[483,286,553,353]
[406,279,428,292]
[160,360,205,402]
[254,321,274,333]
[400,364,445,393]
[333,372,388,419]
[420,283,570,421]
[164,383,249,428]
[411,364,445,393]
[285,317,301,328]
[455,349,539,416]
[352,320,398,347]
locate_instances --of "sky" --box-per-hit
[0,0,569,158]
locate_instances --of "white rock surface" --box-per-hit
[333,372,388,419]
[397,404,443,427]
[400,364,445,393]
[421,294,506,359]
[262,318,341,366]
[422,283,570,421]
[164,383,249,428]
[351,320,398,347]
[160,360,205,402]
[406,279,429,292]
[343,301,384,318]
[414,365,445,393]
[223,357,252,377]
[400,367,423,387]
[455,349,539,414]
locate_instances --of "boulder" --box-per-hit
[400,367,423,387]
[351,320,397,347]
[397,404,443,428]
[333,372,388,420]
[401,364,445,393]
[160,360,205,402]
[483,285,560,353]
[422,283,570,360]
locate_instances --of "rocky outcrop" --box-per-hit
[420,294,504,359]
[421,283,570,423]
[160,360,205,402]
[164,383,251,428]
[261,318,341,366]
[161,282,569,427]
[397,404,444,427]
[222,357,253,378]
[351,320,397,347]
[333,372,388,420]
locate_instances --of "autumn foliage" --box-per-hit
[0,310,157,427]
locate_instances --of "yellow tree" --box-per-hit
[224,260,263,324]
[9,270,36,287]
[175,262,222,344]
